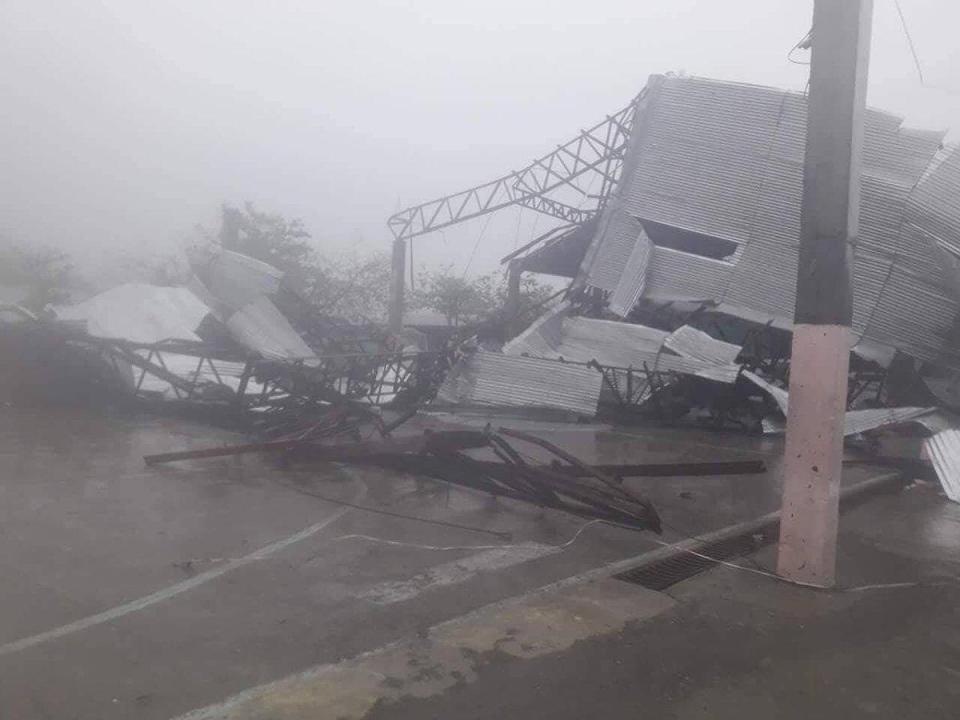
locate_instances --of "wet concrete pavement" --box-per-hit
[362,483,960,720]
[0,406,942,719]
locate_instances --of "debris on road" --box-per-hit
[6,73,960,505]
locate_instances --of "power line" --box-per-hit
[787,28,812,66]
[893,0,925,85]
[461,211,495,279]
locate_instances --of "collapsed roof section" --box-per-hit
[576,74,960,368]
[503,302,742,384]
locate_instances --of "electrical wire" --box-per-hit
[893,0,925,85]
[512,206,524,253]
[787,28,812,66]
[462,211,495,279]
[179,492,960,595]
[593,515,959,594]
[642,533,960,593]
[328,518,604,554]
[272,477,512,539]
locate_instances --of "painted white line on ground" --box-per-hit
[0,504,356,658]
[171,536,672,720]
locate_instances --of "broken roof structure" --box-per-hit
[390,74,960,373]
[576,75,960,369]
[382,73,960,501]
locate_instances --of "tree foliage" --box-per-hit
[410,266,556,328]
[0,241,76,312]
[217,202,315,290]
[213,203,390,322]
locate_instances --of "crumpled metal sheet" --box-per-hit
[436,349,602,417]
[503,304,670,364]
[744,369,935,436]
[226,296,316,361]
[742,370,790,415]
[204,250,283,313]
[504,309,742,383]
[55,284,209,344]
[923,429,960,502]
[609,227,653,317]
[842,406,936,437]
[664,325,741,365]
[582,207,646,293]
[578,74,960,367]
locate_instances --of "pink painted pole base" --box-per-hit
[777,323,851,587]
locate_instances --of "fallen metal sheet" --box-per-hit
[436,349,603,417]
[609,225,653,317]
[504,305,669,363]
[745,369,935,436]
[203,250,283,312]
[577,74,960,369]
[501,303,570,359]
[923,429,960,502]
[664,325,741,365]
[226,296,317,361]
[55,284,209,344]
[842,406,936,437]
[505,309,742,384]
[851,338,897,368]
[741,370,790,415]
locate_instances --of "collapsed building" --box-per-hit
[0,248,448,435]
[387,74,960,499]
[3,73,959,512]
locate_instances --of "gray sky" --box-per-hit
[2,0,959,279]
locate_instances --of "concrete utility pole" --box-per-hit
[388,238,405,333]
[777,0,873,587]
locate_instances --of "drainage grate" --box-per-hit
[615,525,777,590]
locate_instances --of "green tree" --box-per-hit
[410,267,496,326]
[217,203,315,290]
[502,274,557,328]
[305,251,392,323]
[0,241,76,312]
[209,203,391,322]
[410,266,556,328]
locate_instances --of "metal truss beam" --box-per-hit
[387,92,643,241]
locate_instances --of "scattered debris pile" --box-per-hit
[0,249,451,432]
[143,406,772,533]
[385,73,960,501]
[5,72,960,520]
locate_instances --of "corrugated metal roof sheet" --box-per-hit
[842,406,935,437]
[55,284,208,344]
[745,369,935,435]
[226,296,316,361]
[577,74,960,369]
[608,228,652,317]
[582,207,645,292]
[664,325,741,365]
[742,370,790,415]
[923,429,960,502]
[436,350,602,416]
[204,250,283,313]
[504,311,742,383]
[504,307,669,364]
